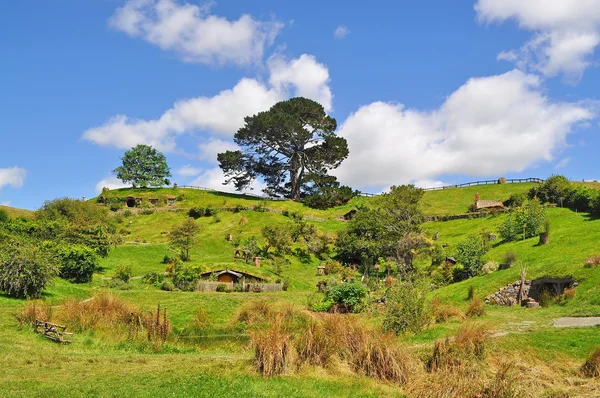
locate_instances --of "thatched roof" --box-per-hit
[476,200,504,210]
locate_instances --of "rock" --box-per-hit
[526,302,540,309]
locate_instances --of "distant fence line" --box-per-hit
[357,177,544,197]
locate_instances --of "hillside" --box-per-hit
[2,181,600,396]
[0,204,33,219]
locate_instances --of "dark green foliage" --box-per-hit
[160,279,175,291]
[0,239,58,298]
[188,207,205,219]
[336,185,424,265]
[139,209,154,216]
[289,215,317,243]
[0,209,8,223]
[216,283,227,292]
[56,244,98,283]
[383,281,429,335]
[218,97,349,199]
[113,144,171,188]
[529,175,570,204]
[327,283,367,313]
[455,235,488,277]
[168,218,200,261]
[302,177,356,210]
[261,225,292,255]
[172,263,202,291]
[503,192,527,208]
[244,236,260,259]
[109,203,122,212]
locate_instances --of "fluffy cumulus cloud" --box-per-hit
[95,176,130,193]
[334,70,594,191]
[83,54,331,151]
[0,167,26,191]
[189,167,266,194]
[334,25,350,39]
[176,165,202,177]
[109,0,283,65]
[476,0,600,80]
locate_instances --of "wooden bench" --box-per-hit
[34,320,73,344]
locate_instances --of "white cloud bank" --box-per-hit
[83,54,332,154]
[476,0,600,81]
[109,0,283,66]
[95,177,130,193]
[334,70,594,191]
[0,167,26,191]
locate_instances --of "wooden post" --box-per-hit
[517,267,527,304]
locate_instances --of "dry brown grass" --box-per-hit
[143,302,171,349]
[431,297,465,323]
[16,300,52,327]
[236,300,273,325]
[581,347,600,378]
[466,297,485,318]
[428,325,487,374]
[252,318,292,377]
[57,291,139,332]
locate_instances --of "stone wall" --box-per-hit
[485,280,531,306]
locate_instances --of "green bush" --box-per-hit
[160,279,175,291]
[140,209,154,216]
[0,241,58,298]
[142,271,165,285]
[56,244,98,283]
[308,293,334,312]
[498,199,546,242]
[188,207,205,219]
[172,263,201,291]
[123,209,132,217]
[109,203,123,212]
[303,185,356,210]
[216,283,227,292]
[383,281,429,335]
[113,264,133,283]
[0,209,8,223]
[504,192,527,208]
[327,282,367,313]
[455,235,487,277]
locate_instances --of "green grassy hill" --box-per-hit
[2,182,600,396]
[0,204,33,219]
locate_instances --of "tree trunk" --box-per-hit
[539,232,549,245]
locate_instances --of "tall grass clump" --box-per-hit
[428,325,487,374]
[465,298,485,318]
[16,300,52,326]
[581,347,600,378]
[144,302,171,350]
[235,300,273,326]
[431,297,465,323]
[252,318,292,377]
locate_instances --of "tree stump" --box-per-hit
[539,232,549,245]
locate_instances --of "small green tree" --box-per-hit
[327,282,367,313]
[383,280,429,335]
[498,199,546,242]
[168,218,200,261]
[0,240,58,298]
[455,235,487,277]
[113,144,171,188]
[261,225,292,255]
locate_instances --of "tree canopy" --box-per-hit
[169,218,200,261]
[217,97,349,200]
[113,144,171,188]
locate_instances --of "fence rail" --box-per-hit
[357,177,544,197]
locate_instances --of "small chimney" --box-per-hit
[475,192,480,202]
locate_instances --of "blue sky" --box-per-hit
[1,0,599,209]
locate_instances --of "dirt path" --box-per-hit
[553,317,600,328]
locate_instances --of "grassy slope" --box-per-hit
[3,182,600,396]
[0,205,33,219]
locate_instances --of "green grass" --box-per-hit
[0,204,33,219]
[3,182,600,396]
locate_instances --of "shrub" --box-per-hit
[383,281,429,334]
[481,261,499,274]
[0,209,9,223]
[58,291,138,332]
[0,241,58,298]
[109,278,131,290]
[252,319,291,377]
[56,244,98,283]
[302,185,356,210]
[502,251,518,265]
[581,347,600,378]
[142,271,164,285]
[162,254,174,264]
[503,192,526,207]
[455,235,487,277]
[160,279,175,291]
[109,203,123,212]
[172,263,201,291]
[216,283,227,292]
[467,286,476,301]
[466,298,485,318]
[188,207,205,219]
[431,297,465,323]
[194,308,210,330]
[123,209,132,217]
[327,283,367,313]
[140,209,154,216]
[113,264,133,283]
[307,293,334,312]
[16,300,52,326]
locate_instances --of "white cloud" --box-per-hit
[109,0,283,66]
[176,165,202,177]
[198,138,238,162]
[189,167,266,194]
[0,201,11,206]
[83,54,332,151]
[476,0,600,81]
[555,157,571,170]
[0,167,26,191]
[334,70,594,191]
[95,176,130,193]
[334,25,350,39]
[413,180,447,189]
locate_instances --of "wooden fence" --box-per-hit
[357,177,544,196]
[195,281,282,292]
